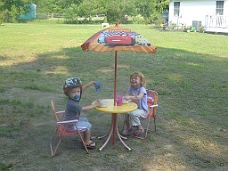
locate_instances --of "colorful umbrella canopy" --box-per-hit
[81,23,156,105]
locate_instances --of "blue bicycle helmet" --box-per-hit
[63,77,82,102]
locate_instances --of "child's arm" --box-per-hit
[82,81,95,93]
[125,91,130,96]
[81,99,101,112]
[124,92,144,101]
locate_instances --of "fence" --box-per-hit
[205,15,228,28]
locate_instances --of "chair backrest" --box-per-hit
[51,100,77,135]
[51,100,65,122]
[146,90,158,116]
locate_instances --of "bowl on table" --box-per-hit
[122,99,131,104]
[100,100,108,108]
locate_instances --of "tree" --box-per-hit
[0,0,30,23]
[0,1,6,24]
[118,0,137,23]
[77,0,97,19]
[134,0,154,24]
[63,4,79,23]
[155,0,169,13]
[95,0,137,23]
[0,0,169,24]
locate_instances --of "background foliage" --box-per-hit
[0,0,169,24]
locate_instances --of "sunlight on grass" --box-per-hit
[52,66,69,73]
[50,55,68,59]
[186,135,228,158]
[22,84,56,92]
[166,73,183,82]
[144,156,187,171]
[0,56,37,67]
[97,68,113,73]
[187,62,200,66]
[117,64,130,69]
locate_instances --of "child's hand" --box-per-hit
[124,95,130,100]
[89,81,95,86]
[93,99,102,107]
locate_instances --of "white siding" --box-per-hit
[169,0,228,27]
[225,1,228,15]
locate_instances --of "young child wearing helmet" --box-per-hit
[63,77,101,148]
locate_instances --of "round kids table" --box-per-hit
[95,99,137,151]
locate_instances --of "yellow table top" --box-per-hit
[95,99,137,114]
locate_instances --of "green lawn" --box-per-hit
[0,23,228,171]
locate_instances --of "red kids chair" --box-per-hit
[122,90,158,140]
[50,100,89,156]
[136,90,158,140]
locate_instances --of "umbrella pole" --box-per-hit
[114,51,117,106]
[112,51,118,146]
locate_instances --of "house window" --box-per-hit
[174,2,180,17]
[216,1,224,15]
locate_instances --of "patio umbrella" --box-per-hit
[81,23,156,105]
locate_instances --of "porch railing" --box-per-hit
[205,15,228,28]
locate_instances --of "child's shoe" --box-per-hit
[133,128,144,137]
[122,127,132,136]
[85,140,96,149]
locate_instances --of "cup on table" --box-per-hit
[116,95,123,106]
[95,81,101,92]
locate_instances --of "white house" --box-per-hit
[168,0,228,33]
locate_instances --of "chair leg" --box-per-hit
[78,131,89,154]
[135,118,151,140]
[50,129,62,156]
[135,116,157,140]
[146,117,156,133]
[146,116,156,133]
[75,125,89,154]
[154,116,156,132]
[144,118,151,139]
[50,128,89,156]
[126,116,156,140]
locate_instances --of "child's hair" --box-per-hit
[130,72,146,87]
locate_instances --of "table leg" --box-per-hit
[99,113,131,151]
[112,114,117,145]
[99,116,113,151]
[116,119,131,151]
[98,131,110,139]
[98,115,114,140]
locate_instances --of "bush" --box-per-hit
[199,26,205,33]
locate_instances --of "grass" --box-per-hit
[0,23,228,171]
